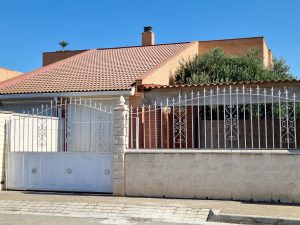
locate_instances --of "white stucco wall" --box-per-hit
[0,111,13,190]
[125,150,300,203]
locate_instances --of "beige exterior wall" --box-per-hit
[139,42,199,85]
[125,150,300,204]
[0,68,22,83]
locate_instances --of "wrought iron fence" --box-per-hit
[129,86,300,150]
[6,98,114,153]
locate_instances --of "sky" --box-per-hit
[0,0,300,78]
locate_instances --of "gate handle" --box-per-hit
[31,168,37,174]
[104,169,110,175]
[66,168,73,174]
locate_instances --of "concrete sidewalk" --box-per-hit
[0,191,300,224]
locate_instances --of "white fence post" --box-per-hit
[0,111,13,190]
[113,96,129,196]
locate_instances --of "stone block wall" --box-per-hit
[113,96,129,196]
[124,149,300,203]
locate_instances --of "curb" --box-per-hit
[211,212,300,225]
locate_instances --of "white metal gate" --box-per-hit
[7,98,114,193]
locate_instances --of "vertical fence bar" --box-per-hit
[250,88,254,149]
[74,99,77,151]
[285,89,290,149]
[148,105,151,148]
[79,98,82,151]
[172,98,175,148]
[36,107,39,152]
[178,93,182,148]
[154,102,157,148]
[130,106,133,148]
[185,94,187,148]
[257,87,261,149]
[27,111,30,152]
[84,99,87,151]
[210,89,213,148]
[142,104,145,148]
[293,93,297,149]
[160,102,163,148]
[203,89,207,149]
[136,107,139,149]
[13,115,16,152]
[89,99,92,152]
[93,101,96,152]
[216,87,220,149]
[166,98,169,148]
[264,89,268,148]
[229,86,233,149]
[18,111,21,152]
[236,87,240,149]
[271,88,275,149]
[191,91,194,148]
[41,104,44,151]
[32,109,34,152]
[7,120,11,153]
[279,91,282,149]
[197,91,200,148]
[243,86,247,148]
[223,88,226,149]
[64,100,67,152]
[22,111,25,152]
[50,100,53,152]
[45,104,48,152]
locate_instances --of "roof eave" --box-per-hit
[0,88,135,100]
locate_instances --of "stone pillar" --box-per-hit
[113,96,129,196]
[0,111,13,190]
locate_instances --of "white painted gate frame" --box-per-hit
[3,96,129,194]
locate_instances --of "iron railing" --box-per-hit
[129,86,300,150]
[6,98,114,153]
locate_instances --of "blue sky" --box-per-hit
[1,0,299,77]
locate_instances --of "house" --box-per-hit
[2,26,290,196]
[0,67,22,83]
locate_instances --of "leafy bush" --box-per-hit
[173,48,294,84]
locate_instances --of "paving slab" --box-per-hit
[0,191,300,224]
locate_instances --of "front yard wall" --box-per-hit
[0,111,13,190]
[125,150,300,203]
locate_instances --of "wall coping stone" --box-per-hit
[125,149,300,155]
[0,111,14,114]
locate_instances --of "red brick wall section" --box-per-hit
[43,50,86,66]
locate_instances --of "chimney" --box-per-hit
[142,26,155,46]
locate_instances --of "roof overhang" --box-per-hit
[0,88,135,100]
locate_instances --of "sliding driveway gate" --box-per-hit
[6,98,114,193]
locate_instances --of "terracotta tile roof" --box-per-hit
[0,43,190,95]
[141,79,300,90]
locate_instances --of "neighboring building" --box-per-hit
[0,67,22,82]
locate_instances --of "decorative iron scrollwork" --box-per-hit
[225,106,238,141]
[281,104,295,144]
[37,117,47,150]
[174,107,186,145]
